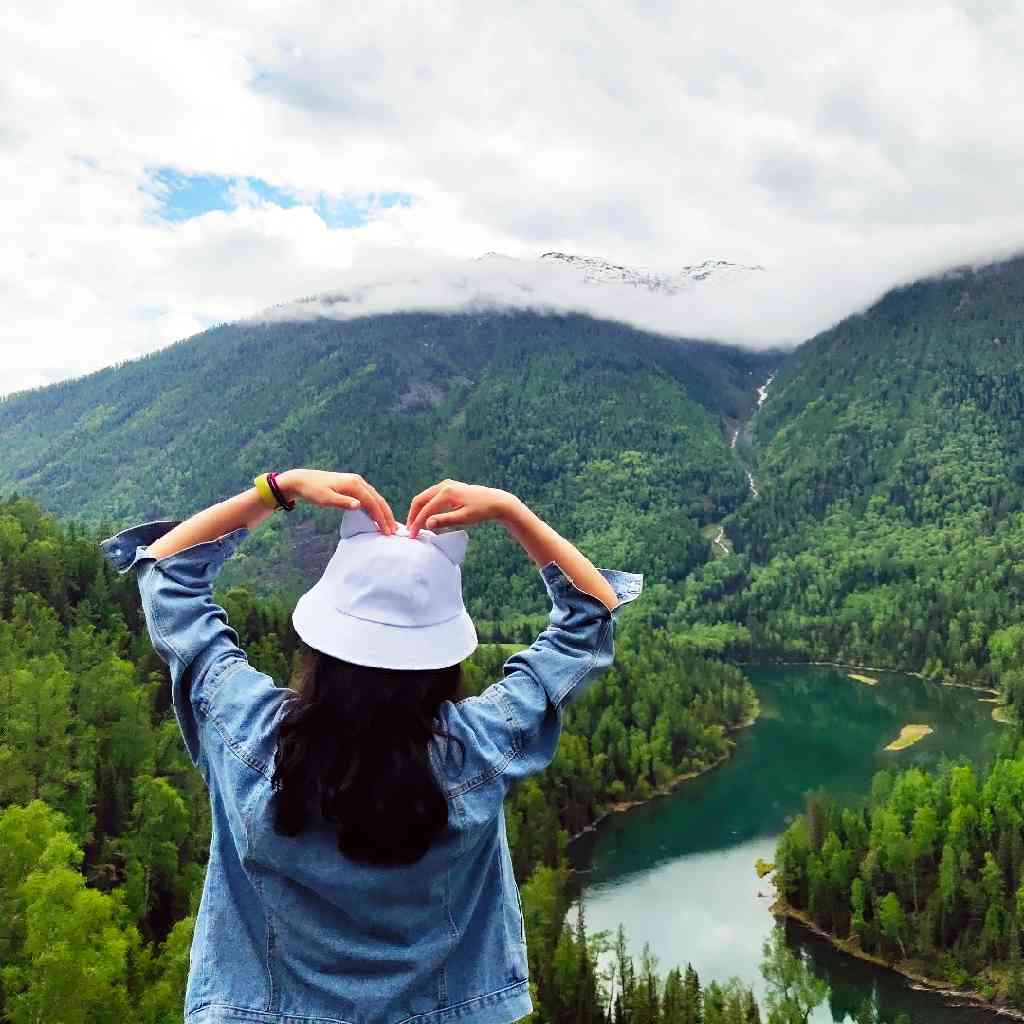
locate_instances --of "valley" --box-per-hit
[3,252,1024,1021]
[709,366,775,555]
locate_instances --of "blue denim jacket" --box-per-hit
[100,521,642,1024]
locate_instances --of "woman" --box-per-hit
[101,470,642,1024]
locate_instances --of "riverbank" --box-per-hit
[772,899,1024,1021]
[568,702,760,844]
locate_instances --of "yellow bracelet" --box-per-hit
[254,473,279,510]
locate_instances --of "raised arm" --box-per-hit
[414,480,642,793]
[146,469,398,560]
[405,480,619,611]
[100,469,397,779]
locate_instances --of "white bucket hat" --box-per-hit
[292,508,478,670]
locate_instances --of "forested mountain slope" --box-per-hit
[0,309,777,626]
[10,254,1024,687]
[673,254,1024,693]
[740,254,1024,553]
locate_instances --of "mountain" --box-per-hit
[16,248,1024,686]
[0,307,779,629]
[479,250,764,293]
[673,253,1024,690]
[739,253,1024,552]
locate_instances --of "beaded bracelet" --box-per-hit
[267,471,296,512]
[254,472,295,512]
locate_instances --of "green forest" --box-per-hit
[773,739,1024,1005]
[0,309,776,622]
[7,260,1024,697]
[670,257,1024,696]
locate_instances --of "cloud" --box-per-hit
[258,252,791,345]
[255,239,1024,351]
[3,0,1024,393]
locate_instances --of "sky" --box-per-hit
[4,0,1024,395]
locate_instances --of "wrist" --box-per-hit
[498,494,532,530]
[274,469,302,504]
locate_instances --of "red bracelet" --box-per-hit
[266,471,296,511]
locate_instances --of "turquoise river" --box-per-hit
[570,665,1007,1024]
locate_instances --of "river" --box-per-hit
[571,665,1005,1023]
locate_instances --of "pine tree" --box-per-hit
[614,924,635,1024]
[662,967,685,1024]
[573,901,600,1024]
[633,944,660,1024]
[681,963,702,1024]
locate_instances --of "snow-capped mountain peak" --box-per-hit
[478,251,764,294]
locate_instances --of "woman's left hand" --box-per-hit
[277,469,397,534]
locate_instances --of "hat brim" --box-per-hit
[292,591,478,671]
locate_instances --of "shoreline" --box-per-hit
[739,657,1001,696]
[772,899,1024,1021]
[567,705,760,847]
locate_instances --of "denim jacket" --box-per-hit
[100,520,643,1024]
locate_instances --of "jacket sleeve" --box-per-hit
[438,562,643,796]
[100,521,290,785]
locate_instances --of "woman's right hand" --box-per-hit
[406,480,521,537]
[278,469,397,534]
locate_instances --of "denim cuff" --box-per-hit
[100,519,250,576]
[539,562,643,615]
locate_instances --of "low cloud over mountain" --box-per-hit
[257,244,1023,351]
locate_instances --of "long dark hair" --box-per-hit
[271,645,463,866]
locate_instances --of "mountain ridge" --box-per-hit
[10,252,1024,676]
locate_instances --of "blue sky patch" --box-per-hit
[315,191,413,228]
[149,169,236,221]
[148,168,413,228]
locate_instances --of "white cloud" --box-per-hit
[256,234,1024,351]
[4,0,1024,394]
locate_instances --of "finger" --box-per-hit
[368,485,398,533]
[406,482,444,529]
[408,490,457,538]
[425,508,473,531]
[370,493,395,535]
[329,492,361,509]
[346,482,380,526]
[324,482,361,510]
[406,482,443,527]
[359,485,392,534]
